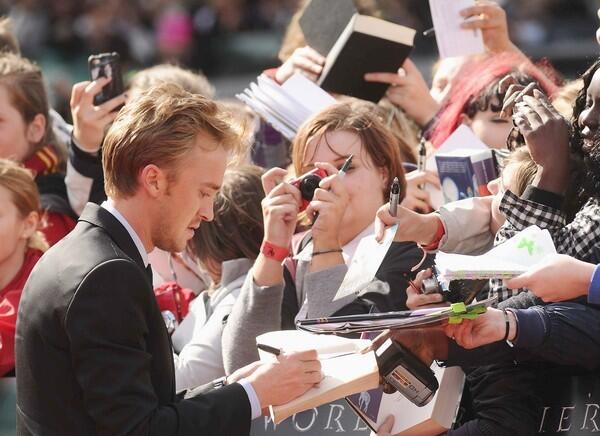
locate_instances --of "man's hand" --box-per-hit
[275,46,325,83]
[505,254,596,302]
[365,59,440,127]
[460,1,520,54]
[246,350,322,408]
[71,78,127,153]
[444,308,515,349]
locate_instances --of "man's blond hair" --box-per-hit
[102,83,240,198]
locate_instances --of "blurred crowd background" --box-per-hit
[2,0,599,122]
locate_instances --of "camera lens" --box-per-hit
[299,174,322,201]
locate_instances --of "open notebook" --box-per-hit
[435,225,557,280]
[256,331,380,424]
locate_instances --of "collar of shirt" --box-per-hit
[101,199,149,267]
[294,223,375,264]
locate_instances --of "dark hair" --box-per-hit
[567,58,600,204]
[189,165,265,266]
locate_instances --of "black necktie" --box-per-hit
[145,264,153,282]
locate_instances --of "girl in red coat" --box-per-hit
[0,159,48,376]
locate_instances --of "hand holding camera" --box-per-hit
[260,167,302,249]
[303,162,350,251]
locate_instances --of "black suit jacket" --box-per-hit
[15,203,251,435]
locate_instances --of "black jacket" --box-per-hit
[15,203,251,436]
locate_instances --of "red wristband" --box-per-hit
[260,240,290,262]
[421,217,445,251]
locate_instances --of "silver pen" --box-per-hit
[389,177,400,217]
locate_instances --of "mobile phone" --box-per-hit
[88,52,124,107]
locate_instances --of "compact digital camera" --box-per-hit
[290,168,328,212]
[376,338,438,407]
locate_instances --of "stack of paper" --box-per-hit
[436,225,557,280]
[429,0,485,59]
[236,72,336,140]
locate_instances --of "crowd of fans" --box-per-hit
[1,0,600,435]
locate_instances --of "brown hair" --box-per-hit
[0,53,53,157]
[0,159,48,252]
[102,83,242,198]
[292,100,406,200]
[129,64,215,98]
[189,164,264,267]
[375,99,419,164]
[0,17,19,55]
[505,147,537,196]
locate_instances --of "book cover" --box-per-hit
[435,153,477,204]
[470,149,497,196]
[317,14,416,102]
[299,0,357,56]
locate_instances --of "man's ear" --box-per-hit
[26,114,47,145]
[139,164,168,198]
[459,113,472,127]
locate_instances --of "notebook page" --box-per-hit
[429,0,485,59]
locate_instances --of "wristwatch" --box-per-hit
[212,376,228,389]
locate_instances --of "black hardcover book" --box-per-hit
[317,14,416,103]
[299,0,357,56]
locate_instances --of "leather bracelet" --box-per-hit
[505,308,519,347]
[312,248,343,257]
[502,309,511,342]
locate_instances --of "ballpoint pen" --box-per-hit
[417,138,427,190]
[339,154,354,174]
[389,177,400,217]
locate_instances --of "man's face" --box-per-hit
[152,132,227,253]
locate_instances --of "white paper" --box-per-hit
[429,0,485,59]
[236,73,336,140]
[435,225,557,280]
[426,125,489,208]
[333,225,397,301]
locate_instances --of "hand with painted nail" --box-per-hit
[364,59,440,128]
[459,1,520,54]
[71,78,128,153]
[275,46,326,84]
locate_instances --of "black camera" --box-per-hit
[290,168,328,212]
[88,52,125,107]
[421,271,487,304]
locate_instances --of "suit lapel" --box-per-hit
[78,203,146,270]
